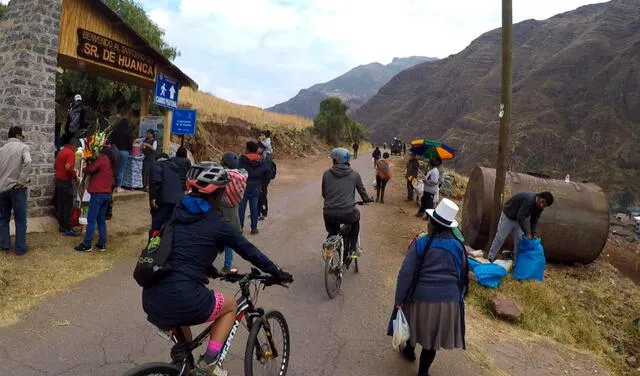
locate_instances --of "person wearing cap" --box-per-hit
[64,94,86,139]
[148,153,184,240]
[322,147,373,259]
[392,198,469,376]
[487,191,555,262]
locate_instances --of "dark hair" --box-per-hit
[257,142,266,150]
[101,146,119,184]
[156,152,170,161]
[246,141,259,153]
[383,152,390,159]
[428,217,452,237]
[176,146,188,158]
[8,126,23,139]
[429,157,442,167]
[68,137,80,147]
[261,130,271,138]
[146,129,155,137]
[539,191,554,206]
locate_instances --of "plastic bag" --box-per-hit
[413,181,424,195]
[493,259,514,273]
[513,236,545,281]
[372,179,378,190]
[468,258,508,289]
[392,308,410,350]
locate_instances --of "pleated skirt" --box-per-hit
[404,301,465,350]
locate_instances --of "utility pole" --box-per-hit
[490,0,513,247]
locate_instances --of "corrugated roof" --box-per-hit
[87,0,198,90]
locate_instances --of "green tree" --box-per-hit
[343,119,369,144]
[617,184,636,211]
[314,98,351,145]
[0,3,7,19]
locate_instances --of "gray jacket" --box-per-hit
[322,164,370,215]
[219,205,241,231]
[0,138,32,193]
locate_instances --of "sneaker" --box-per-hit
[250,229,259,235]
[116,187,124,193]
[350,248,362,258]
[96,243,106,252]
[63,229,80,237]
[259,215,267,221]
[74,243,92,252]
[197,355,228,376]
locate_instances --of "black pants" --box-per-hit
[418,192,435,216]
[406,179,415,200]
[404,345,436,376]
[149,203,175,239]
[323,209,360,254]
[259,181,270,217]
[55,179,75,231]
[376,176,389,202]
[353,149,358,158]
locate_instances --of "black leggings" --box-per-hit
[323,209,360,253]
[375,176,389,202]
[418,192,435,216]
[419,348,436,376]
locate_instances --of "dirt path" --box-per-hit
[0,153,609,375]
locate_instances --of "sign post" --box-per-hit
[171,109,197,149]
[154,72,180,153]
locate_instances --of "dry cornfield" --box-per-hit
[179,88,313,130]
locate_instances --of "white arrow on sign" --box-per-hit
[169,86,176,100]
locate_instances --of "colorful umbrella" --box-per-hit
[410,139,457,160]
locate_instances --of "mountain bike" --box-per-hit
[123,268,291,376]
[322,202,368,298]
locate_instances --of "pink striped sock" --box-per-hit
[206,340,223,357]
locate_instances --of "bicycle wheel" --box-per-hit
[324,250,342,299]
[121,362,180,376]
[244,310,291,376]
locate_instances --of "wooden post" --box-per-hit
[163,109,172,153]
[489,0,513,249]
[140,87,150,116]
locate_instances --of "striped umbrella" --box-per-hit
[409,139,457,160]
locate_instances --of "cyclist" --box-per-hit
[142,162,293,376]
[322,147,373,259]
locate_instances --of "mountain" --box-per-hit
[353,0,640,193]
[267,56,437,118]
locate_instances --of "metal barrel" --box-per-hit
[461,166,610,264]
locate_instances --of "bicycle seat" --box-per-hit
[339,224,352,236]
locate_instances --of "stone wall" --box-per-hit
[0,0,61,217]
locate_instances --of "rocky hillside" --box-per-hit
[267,56,437,118]
[353,0,640,193]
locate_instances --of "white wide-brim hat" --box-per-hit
[74,94,82,101]
[426,198,459,228]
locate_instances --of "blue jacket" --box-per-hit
[239,154,270,191]
[142,196,278,327]
[394,232,468,305]
[149,159,184,205]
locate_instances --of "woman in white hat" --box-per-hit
[393,198,469,376]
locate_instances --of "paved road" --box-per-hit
[0,155,482,376]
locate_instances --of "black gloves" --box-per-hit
[270,266,294,284]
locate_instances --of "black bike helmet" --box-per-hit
[221,152,240,169]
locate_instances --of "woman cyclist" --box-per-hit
[142,162,294,376]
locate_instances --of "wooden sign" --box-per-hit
[76,28,155,79]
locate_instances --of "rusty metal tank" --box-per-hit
[461,167,610,264]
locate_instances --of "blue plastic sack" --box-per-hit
[513,236,546,281]
[468,258,508,289]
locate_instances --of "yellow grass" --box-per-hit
[180,88,313,130]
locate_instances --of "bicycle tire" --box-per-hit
[244,310,291,376]
[121,362,180,376]
[324,252,341,299]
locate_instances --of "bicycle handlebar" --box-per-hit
[356,201,372,206]
[210,267,290,288]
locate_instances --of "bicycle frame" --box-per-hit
[159,276,279,374]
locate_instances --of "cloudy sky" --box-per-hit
[3,0,607,108]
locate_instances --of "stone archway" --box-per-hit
[0,0,61,217]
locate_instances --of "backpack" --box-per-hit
[377,159,393,180]
[133,219,175,288]
[222,169,248,208]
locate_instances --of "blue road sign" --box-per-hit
[171,109,197,136]
[153,72,180,109]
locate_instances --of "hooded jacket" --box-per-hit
[502,191,543,235]
[239,153,270,191]
[322,164,369,215]
[65,102,86,134]
[142,195,278,327]
[149,159,184,205]
[171,156,191,191]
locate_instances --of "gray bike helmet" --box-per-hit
[329,147,351,165]
[186,162,229,194]
[221,152,240,169]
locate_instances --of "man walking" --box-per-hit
[239,141,270,234]
[54,135,80,236]
[64,94,86,139]
[405,152,419,201]
[352,142,359,159]
[148,153,183,239]
[487,191,555,262]
[0,127,32,255]
[258,142,276,221]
